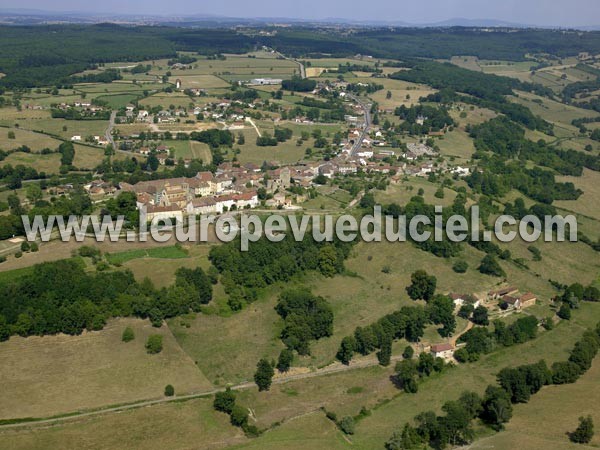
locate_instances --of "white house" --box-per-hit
[430,343,455,360]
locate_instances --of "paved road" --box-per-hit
[105,111,116,148]
[274,51,305,79]
[347,94,372,157]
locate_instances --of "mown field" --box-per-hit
[0,317,213,420]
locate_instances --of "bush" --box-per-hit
[569,416,594,444]
[230,405,249,428]
[164,384,174,396]
[0,256,6,264]
[145,334,163,354]
[14,251,22,258]
[452,260,469,273]
[558,304,572,320]
[254,358,274,391]
[121,326,135,342]
[338,416,355,435]
[402,345,414,359]
[276,348,293,372]
[214,388,236,414]
[30,242,39,252]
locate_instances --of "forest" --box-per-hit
[2,25,600,88]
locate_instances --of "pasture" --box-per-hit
[0,317,212,420]
[0,398,245,450]
[470,358,600,450]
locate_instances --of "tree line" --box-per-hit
[385,321,600,449]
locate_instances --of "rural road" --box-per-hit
[347,93,372,157]
[0,319,476,430]
[245,117,262,137]
[274,50,305,79]
[105,111,116,148]
[0,351,405,430]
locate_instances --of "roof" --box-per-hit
[502,295,520,305]
[431,343,454,353]
[146,205,182,213]
[520,292,537,301]
[490,286,518,296]
[190,197,216,207]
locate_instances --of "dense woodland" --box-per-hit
[2,25,600,87]
[0,257,212,339]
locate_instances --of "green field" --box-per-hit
[106,245,190,265]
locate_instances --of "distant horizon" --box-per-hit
[0,1,599,29]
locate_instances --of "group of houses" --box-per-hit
[488,286,538,310]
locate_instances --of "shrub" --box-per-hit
[230,405,249,428]
[30,242,39,252]
[14,251,22,258]
[164,384,174,396]
[121,326,135,342]
[569,416,594,444]
[254,358,274,391]
[339,416,355,435]
[452,260,469,273]
[214,388,236,414]
[558,304,572,320]
[145,334,163,354]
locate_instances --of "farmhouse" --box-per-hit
[519,292,537,308]
[430,343,455,360]
[488,286,518,300]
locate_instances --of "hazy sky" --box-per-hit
[3,0,599,27]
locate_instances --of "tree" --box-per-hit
[458,304,474,319]
[318,245,339,277]
[402,345,414,359]
[570,416,594,444]
[277,348,293,372]
[213,388,236,414]
[58,141,75,166]
[164,384,174,396]
[453,260,468,273]
[472,306,489,326]
[481,385,513,429]
[230,404,249,428]
[418,352,435,376]
[427,295,456,337]
[385,423,423,450]
[26,184,43,204]
[145,334,163,354]
[395,359,419,393]
[254,358,274,391]
[337,336,356,365]
[175,267,213,305]
[147,154,159,171]
[122,326,135,342]
[479,254,506,277]
[339,416,355,435]
[377,337,392,366]
[558,303,572,320]
[406,270,437,301]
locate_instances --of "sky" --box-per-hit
[2,0,599,27]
